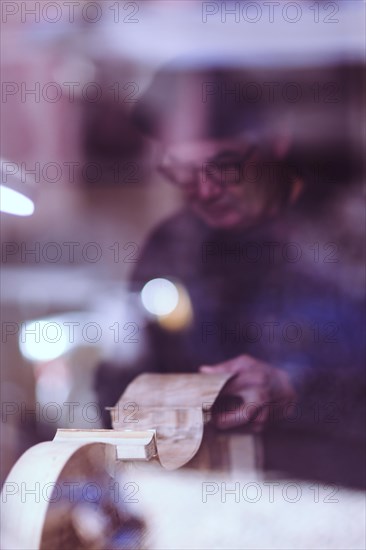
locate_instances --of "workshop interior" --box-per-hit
[1,1,365,549]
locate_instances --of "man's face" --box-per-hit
[158,139,297,230]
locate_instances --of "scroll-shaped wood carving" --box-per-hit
[1,441,118,549]
[1,372,236,549]
[111,373,234,469]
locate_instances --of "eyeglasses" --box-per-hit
[157,145,258,190]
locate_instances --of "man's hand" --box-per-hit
[200,354,296,432]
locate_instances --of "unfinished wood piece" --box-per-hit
[1,372,256,550]
[111,373,234,469]
[54,428,157,460]
[113,373,233,409]
[1,441,106,550]
[1,441,117,550]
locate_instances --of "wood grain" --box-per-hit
[111,373,234,469]
[1,372,257,549]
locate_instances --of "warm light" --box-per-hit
[0,185,35,216]
[158,283,193,331]
[141,278,179,316]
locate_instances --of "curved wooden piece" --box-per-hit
[111,373,233,469]
[1,372,237,549]
[1,441,119,550]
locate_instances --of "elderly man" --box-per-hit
[96,62,365,486]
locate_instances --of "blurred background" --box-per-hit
[1,0,365,502]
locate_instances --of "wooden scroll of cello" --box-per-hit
[1,373,258,549]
